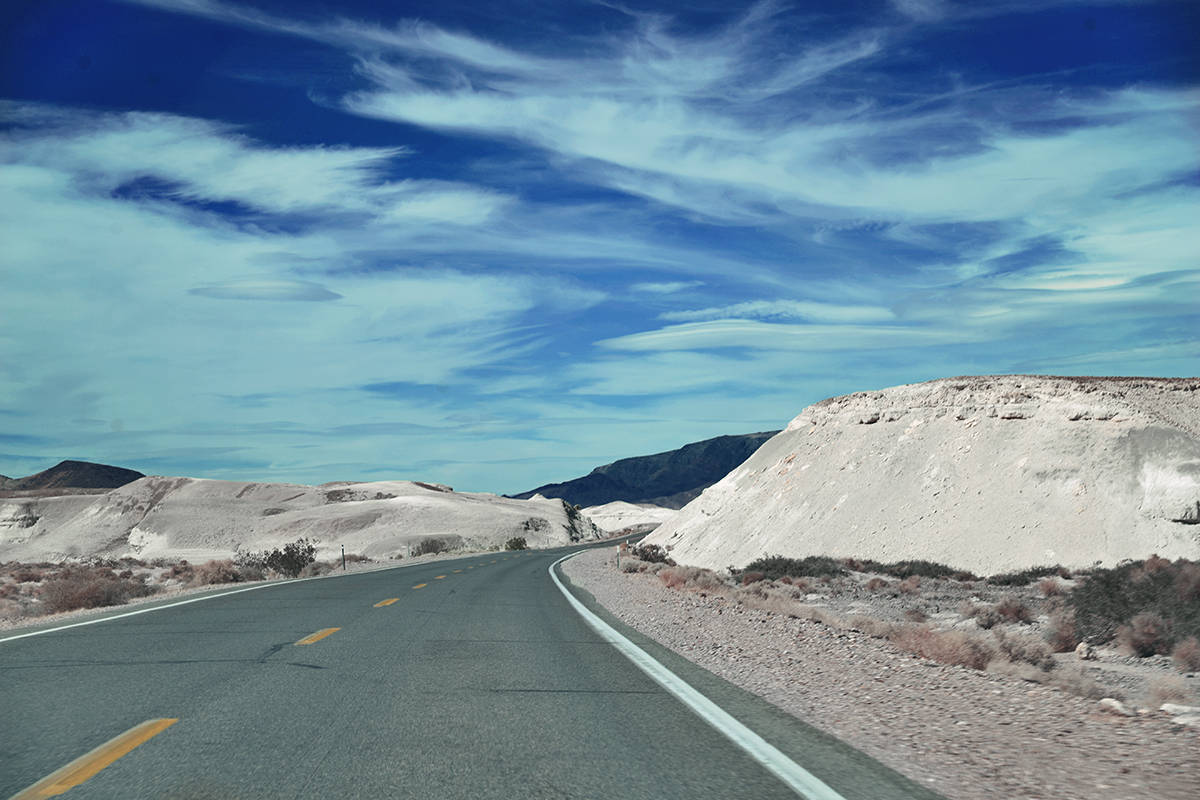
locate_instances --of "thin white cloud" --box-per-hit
[188,278,342,301]
[631,280,705,294]
[1,103,508,225]
[662,299,895,324]
[598,319,971,352]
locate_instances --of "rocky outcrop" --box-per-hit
[645,376,1200,575]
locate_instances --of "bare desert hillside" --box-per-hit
[0,477,601,563]
[646,376,1200,574]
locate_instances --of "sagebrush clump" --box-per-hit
[412,538,449,557]
[1071,555,1199,649]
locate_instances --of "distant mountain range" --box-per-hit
[0,460,145,493]
[509,432,780,509]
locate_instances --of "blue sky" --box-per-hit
[2,0,1197,494]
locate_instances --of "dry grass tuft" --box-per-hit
[1142,675,1196,709]
[1171,636,1200,672]
[866,577,890,591]
[903,608,928,623]
[1038,577,1064,597]
[993,629,1055,670]
[887,625,995,670]
[898,575,922,595]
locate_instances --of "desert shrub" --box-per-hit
[1172,636,1200,672]
[974,606,1002,629]
[193,559,243,586]
[890,560,973,581]
[36,566,155,615]
[989,565,1066,586]
[898,575,922,595]
[1176,562,1200,602]
[741,571,765,586]
[630,543,674,564]
[12,567,45,583]
[343,553,371,563]
[237,565,264,582]
[504,537,528,551]
[1130,554,1174,583]
[887,626,996,670]
[168,561,194,580]
[996,593,1033,624]
[742,554,845,582]
[300,561,333,578]
[993,629,1055,670]
[1046,603,1080,652]
[240,538,318,578]
[1071,556,1199,646]
[849,558,977,581]
[1115,611,1174,657]
[412,538,449,557]
[620,560,642,573]
[866,577,890,591]
[903,608,928,623]
[1039,577,1064,597]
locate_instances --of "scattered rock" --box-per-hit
[1076,641,1096,660]
[1099,698,1134,716]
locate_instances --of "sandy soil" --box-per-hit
[563,548,1200,800]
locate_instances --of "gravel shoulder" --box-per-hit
[562,548,1200,800]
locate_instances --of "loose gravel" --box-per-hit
[562,548,1200,800]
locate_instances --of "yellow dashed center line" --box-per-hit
[295,628,340,646]
[435,575,446,579]
[374,598,399,607]
[413,583,427,588]
[491,560,497,563]
[453,570,462,573]
[467,566,474,570]
[10,718,178,799]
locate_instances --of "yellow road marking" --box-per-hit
[414,582,428,588]
[453,570,461,573]
[491,560,497,563]
[435,575,446,579]
[467,567,473,570]
[374,598,399,607]
[294,628,340,645]
[11,718,177,799]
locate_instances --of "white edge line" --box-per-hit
[550,553,846,800]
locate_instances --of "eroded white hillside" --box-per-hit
[645,376,1200,574]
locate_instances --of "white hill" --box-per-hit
[645,376,1200,575]
[0,477,601,563]
[581,501,676,532]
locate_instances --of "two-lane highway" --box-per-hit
[2,545,942,799]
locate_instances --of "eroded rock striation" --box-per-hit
[645,376,1200,574]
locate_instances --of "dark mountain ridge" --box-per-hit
[0,460,145,494]
[510,431,780,509]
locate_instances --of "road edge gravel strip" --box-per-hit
[551,551,845,800]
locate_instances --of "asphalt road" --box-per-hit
[1,544,943,799]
